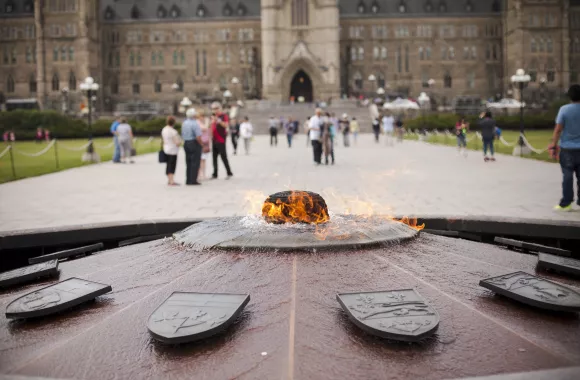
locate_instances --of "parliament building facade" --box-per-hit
[1,0,579,112]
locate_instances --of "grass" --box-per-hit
[0,137,160,183]
[405,130,556,163]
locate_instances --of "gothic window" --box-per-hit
[538,37,545,52]
[6,75,14,93]
[353,72,363,90]
[397,46,402,72]
[240,48,246,63]
[439,1,447,13]
[425,1,433,13]
[419,47,425,60]
[399,1,407,13]
[546,37,553,53]
[53,47,59,61]
[111,76,118,94]
[197,5,206,18]
[448,46,455,59]
[378,73,385,88]
[223,3,233,17]
[173,50,178,65]
[219,75,227,90]
[465,1,473,12]
[29,73,36,92]
[5,1,14,13]
[357,1,365,14]
[154,78,161,93]
[68,46,74,61]
[426,46,431,59]
[492,44,498,60]
[492,0,500,13]
[157,52,163,65]
[217,50,224,64]
[350,47,357,61]
[177,77,184,92]
[132,83,140,94]
[467,72,475,89]
[203,50,207,75]
[528,59,538,82]
[225,49,231,64]
[196,51,201,76]
[441,46,447,60]
[151,52,156,66]
[52,73,60,91]
[422,71,429,88]
[531,38,537,53]
[381,47,387,59]
[358,47,364,60]
[24,0,33,12]
[463,46,470,60]
[371,1,380,14]
[292,0,309,26]
[131,6,140,20]
[129,51,135,66]
[444,72,452,88]
[69,71,76,90]
[170,5,180,18]
[26,47,32,63]
[180,50,185,65]
[471,46,477,59]
[405,45,409,72]
[547,58,555,82]
[237,3,246,16]
[157,5,167,19]
[61,47,66,61]
[248,48,255,64]
[373,47,380,60]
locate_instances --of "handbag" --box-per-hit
[158,138,167,163]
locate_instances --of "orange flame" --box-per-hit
[261,191,330,224]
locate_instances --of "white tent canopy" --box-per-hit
[383,98,420,110]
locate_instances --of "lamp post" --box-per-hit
[223,89,232,107]
[171,83,179,115]
[510,69,531,156]
[79,76,100,162]
[368,74,377,97]
[377,87,385,105]
[539,76,547,110]
[418,92,430,130]
[180,97,192,115]
[427,78,435,111]
[231,77,240,101]
[61,87,69,115]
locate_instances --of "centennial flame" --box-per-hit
[262,191,330,224]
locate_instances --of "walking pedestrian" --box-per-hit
[211,102,234,179]
[269,116,278,146]
[372,118,381,143]
[230,118,240,155]
[340,113,350,147]
[395,116,405,142]
[305,117,311,147]
[285,117,296,148]
[350,117,360,145]
[382,112,395,146]
[116,118,134,164]
[35,128,43,143]
[455,117,468,157]
[198,110,211,181]
[110,117,121,163]
[44,128,50,141]
[240,116,253,155]
[323,112,335,165]
[182,108,203,185]
[479,112,496,162]
[309,108,323,165]
[549,84,580,211]
[161,116,182,186]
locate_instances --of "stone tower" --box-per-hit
[261,0,341,102]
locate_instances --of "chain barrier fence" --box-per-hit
[1,137,159,180]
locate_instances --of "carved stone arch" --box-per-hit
[279,57,324,102]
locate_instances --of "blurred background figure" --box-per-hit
[116,118,134,164]
[230,118,240,155]
[161,116,182,186]
[269,116,278,147]
[340,114,350,147]
[455,117,468,157]
[382,112,395,146]
[350,117,359,145]
[198,109,211,181]
[240,116,254,155]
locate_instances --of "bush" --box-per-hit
[0,111,179,140]
[407,112,556,131]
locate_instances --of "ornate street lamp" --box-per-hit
[231,76,242,101]
[510,69,531,155]
[539,76,547,110]
[223,89,232,106]
[79,77,100,162]
[418,92,431,129]
[61,87,69,115]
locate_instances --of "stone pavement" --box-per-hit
[0,134,578,232]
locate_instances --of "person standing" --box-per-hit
[322,112,335,165]
[198,110,211,181]
[350,117,360,145]
[44,128,50,142]
[395,116,405,142]
[479,112,496,162]
[269,116,278,146]
[181,108,203,185]
[285,117,296,148]
[161,116,182,186]
[372,118,381,143]
[240,116,254,155]
[116,118,134,164]
[340,114,350,147]
[382,112,395,146]
[549,84,580,211]
[455,117,468,156]
[230,118,240,155]
[211,102,234,179]
[110,117,121,163]
[35,128,43,143]
[305,117,311,147]
[309,108,323,165]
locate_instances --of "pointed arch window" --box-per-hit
[444,72,452,88]
[358,47,364,60]
[492,0,500,12]
[176,77,184,92]
[61,47,67,61]
[357,1,366,14]
[538,37,545,52]
[197,5,206,18]
[240,48,246,63]
[439,1,447,13]
[371,1,380,14]
[5,1,14,13]
[6,75,15,93]
[381,47,387,59]
[353,71,363,90]
[223,3,233,17]
[151,52,157,66]
[157,5,167,19]
[419,46,425,60]
[104,6,115,20]
[546,37,553,53]
[425,1,433,13]
[237,3,247,16]
[180,50,185,65]
[69,71,76,90]
[130,51,135,66]
[154,77,161,93]
[373,46,380,60]
[53,46,59,61]
[528,59,538,82]
[531,38,537,53]
[377,72,385,88]
[173,50,178,65]
[157,52,163,66]
[68,46,74,61]
[52,73,60,92]
[131,6,140,20]
[292,0,309,26]
[29,73,37,92]
[219,74,227,90]
[24,0,33,12]
[170,5,180,18]
[465,0,473,12]
[111,76,119,94]
[399,1,407,13]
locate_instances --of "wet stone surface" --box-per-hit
[0,260,59,289]
[174,215,419,251]
[538,253,580,277]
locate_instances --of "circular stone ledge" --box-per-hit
[174,215,419,251]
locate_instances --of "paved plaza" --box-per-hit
[0,134,578,232]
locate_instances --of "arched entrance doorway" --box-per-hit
[290,70,313,103]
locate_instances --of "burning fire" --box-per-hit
[261,191,330,224]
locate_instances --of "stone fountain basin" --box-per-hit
[0,231,579,379]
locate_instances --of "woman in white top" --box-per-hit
[239,116,254,155]
[116,118,134,163]
[161,116,182,186]
[382,113,395,146]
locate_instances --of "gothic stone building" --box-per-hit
[0,0,579,112]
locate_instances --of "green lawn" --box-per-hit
[405,130,557,162]
[0,137,160,183]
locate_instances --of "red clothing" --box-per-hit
[211,112,229,144]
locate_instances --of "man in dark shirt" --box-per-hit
[479,111,497,162]
[211,102,234,179]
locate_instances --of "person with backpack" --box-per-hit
[479,111,497,162]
